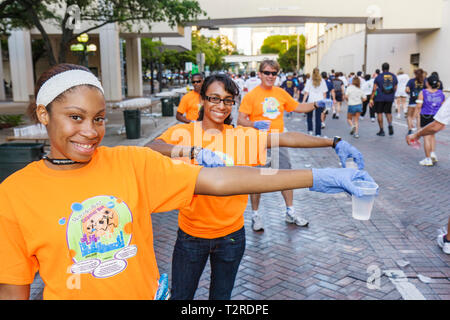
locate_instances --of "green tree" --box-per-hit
[189,31,236,71]
[278,37,305,72]
[1,0,205,66]
[260,34,305,71]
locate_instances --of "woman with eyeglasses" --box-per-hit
[176,73,204,123]
[148,74,368,300]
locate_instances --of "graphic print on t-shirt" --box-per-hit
[66,195,136,278]
[262,97,281,119]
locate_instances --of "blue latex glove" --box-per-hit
[316,99,327,108]
[253,120,271,131]
[196,148,225,167]
[154,273,170,300]
[335,140,365,170]
[309,168,376,197]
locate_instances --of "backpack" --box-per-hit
[381,74,395,94]
[332,79,343,93]
[412,81,423,98]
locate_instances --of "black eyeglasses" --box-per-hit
[192,80,203,84]
[205,96,235,106]
[262,71,278,76]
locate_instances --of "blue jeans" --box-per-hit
[306,107,324,135]
[170,227,246,300]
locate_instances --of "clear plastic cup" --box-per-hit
[352,180,378,220]
[345,159,358,169]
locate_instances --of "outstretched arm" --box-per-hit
[293,102,316,113]
[147,139,191,158]
[268,132,333,149]
[406,120,445,144]
[0,284,30,300]
[194,166,375,197]
[194,166,313,196]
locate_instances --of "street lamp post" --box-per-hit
[70,33,97,68]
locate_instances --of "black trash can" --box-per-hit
[123,109,141,139]
[0,143,45,182]
[161,97,174,117]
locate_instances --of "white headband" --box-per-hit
[36,69,104,107]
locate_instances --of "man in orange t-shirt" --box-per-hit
[176,73,203,123]
[238,59,319,232]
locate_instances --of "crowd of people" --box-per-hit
[222,62,446,168]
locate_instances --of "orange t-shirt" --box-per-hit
[158,122,267,238]
[239,86,299,133]
[0,146,201,299]
[176,90,202,121]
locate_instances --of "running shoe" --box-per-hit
[285,208,309,227]
[252,213,264,231]
[321,122,326,129]
[308,131,313,135]
[376,130,385,136]
[354,134,360,139]
[350,126,356,135]
[388,125,394,135]
[371,117,375,123]
[430,152,438,163]
[335,114,340,119]
[437,234,450,254]
[419,157,433,166]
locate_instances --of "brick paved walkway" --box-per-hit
[28,110,450,300]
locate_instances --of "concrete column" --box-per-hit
[99,23,122,101]
[0,41,5,100]
[125,37,143,97]
[8,30,34,102]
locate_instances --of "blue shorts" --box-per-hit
[348,104,363,114]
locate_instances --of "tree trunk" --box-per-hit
[58,28,74,64]
[23,1,56,66]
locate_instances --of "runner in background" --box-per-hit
[361,74,375,121]
[344,77,367,139]
[395,69,410,119]
[303,68,328,137]
[244,71,261,95]
[369,63,398,136]
[405,68,425,135]
[320,71,336,130]
[414,74,445,166]
[332,72,345,119]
